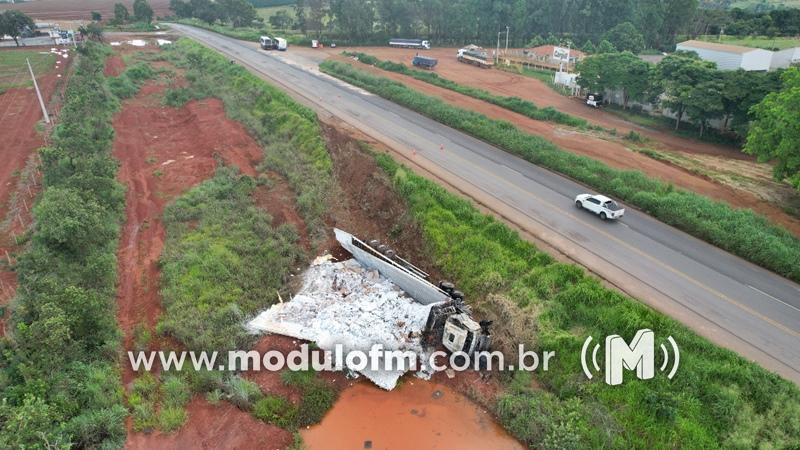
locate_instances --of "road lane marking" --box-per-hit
[748,285,800,313]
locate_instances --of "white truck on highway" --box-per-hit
[575,193,625,220]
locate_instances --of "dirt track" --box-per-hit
[0,0,171,20]
[322,51,800,237]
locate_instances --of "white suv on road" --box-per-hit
[575,194,625,220]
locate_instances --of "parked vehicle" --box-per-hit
[412,54,438,69]
[389,38,431,49]
[259,35,274,50]
[586,92,603,108]
[457,45,493,68]
[311,39,319,48]
[260,36,288,51]
[575,193,625,220]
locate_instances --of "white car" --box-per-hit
[575,194,625,220]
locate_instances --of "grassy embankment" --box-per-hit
[125,39,336,432]
[375,153,800,449]
[319,60,800,284]
[343,51,592,129]
[0,42,128,448]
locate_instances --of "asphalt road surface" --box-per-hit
[171,24,800,384]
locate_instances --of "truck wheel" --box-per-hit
[575,200,583,209]
[600,212,607,220]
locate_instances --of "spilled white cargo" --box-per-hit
[246,257,434,390]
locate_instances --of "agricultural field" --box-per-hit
[0,50,55,92]
[697,34,800,49]
[0,0,172,20]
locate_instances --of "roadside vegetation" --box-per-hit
[320,60,800,283]
[343,51,591,129]
[107,61,156,99]
[162,39,332,239]
[0,42,127,449]
[376,152,800,449]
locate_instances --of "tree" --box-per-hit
[295,0,308,33]
[603,21,645,54]
[720,69,782,136]
[91,11,102,22]
[745,68,800,191]
[331,0,374,39]
[655,51,716,130]
[78,22,104,41]
[577,52,654,108]
[596,39,616,54]
[113,3,130,24]
[33,187,116,254]
[169,0,194,18]
[220,0,257,27]
[133,0,154,23]
[0,10,35,47]
[581,40,596,54]
[684,79,724,137]
[269,10,293,31]
[307,0,329,38]
[192,0,223,24]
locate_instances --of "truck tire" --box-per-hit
[575,200,583,209]
[600,212,607,220]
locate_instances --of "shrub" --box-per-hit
[158,406,188,432]
[253,395,298,429]
[224,376,262,410]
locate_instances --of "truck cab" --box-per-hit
[259,36,274,50]
[575,193,625,220]
[442,313,491,355]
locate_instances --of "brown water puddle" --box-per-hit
[302,380,523,450]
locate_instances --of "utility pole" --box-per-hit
[505,26,510,55]
[496,31,501,65]
[26,58,50,124]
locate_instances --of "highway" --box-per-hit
[171,24,800,383]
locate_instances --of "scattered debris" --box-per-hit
[247,258,434,390]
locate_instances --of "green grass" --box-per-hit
[319,60,800,283]
[498,64,574,96]
[375,152,800,449]
[0,50,56,90]
[163,39,332,238]
[343,51,589,129]
[696,34,800,50]
[158,167,304,354]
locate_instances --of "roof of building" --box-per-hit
[676,40,765,55]
[527,45,586,59]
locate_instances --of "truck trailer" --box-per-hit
[412,55,438,69]
[260,36,288,51]
[389,38,431,49]
[457,45,493,68]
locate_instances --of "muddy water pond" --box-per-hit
[302,380,523,450]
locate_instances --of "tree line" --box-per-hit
[690,7,800,40]
[577,50,783,138]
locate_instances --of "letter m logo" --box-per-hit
[605,329,654,385]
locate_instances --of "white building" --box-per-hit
[771,47,800,70]
[676,40,773,71]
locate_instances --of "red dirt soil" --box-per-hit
[328,54,800,237]
[343,47,748,160]
[124,396,293,450]
[105,55,126,77]
[114,80,262,383]
[0,0,171,20]
[0,47,69,335]
[112,77,271,448]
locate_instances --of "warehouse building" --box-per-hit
[771,47,800,70]
[675,40,773,71]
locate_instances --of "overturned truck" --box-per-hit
[335,228,492,357]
